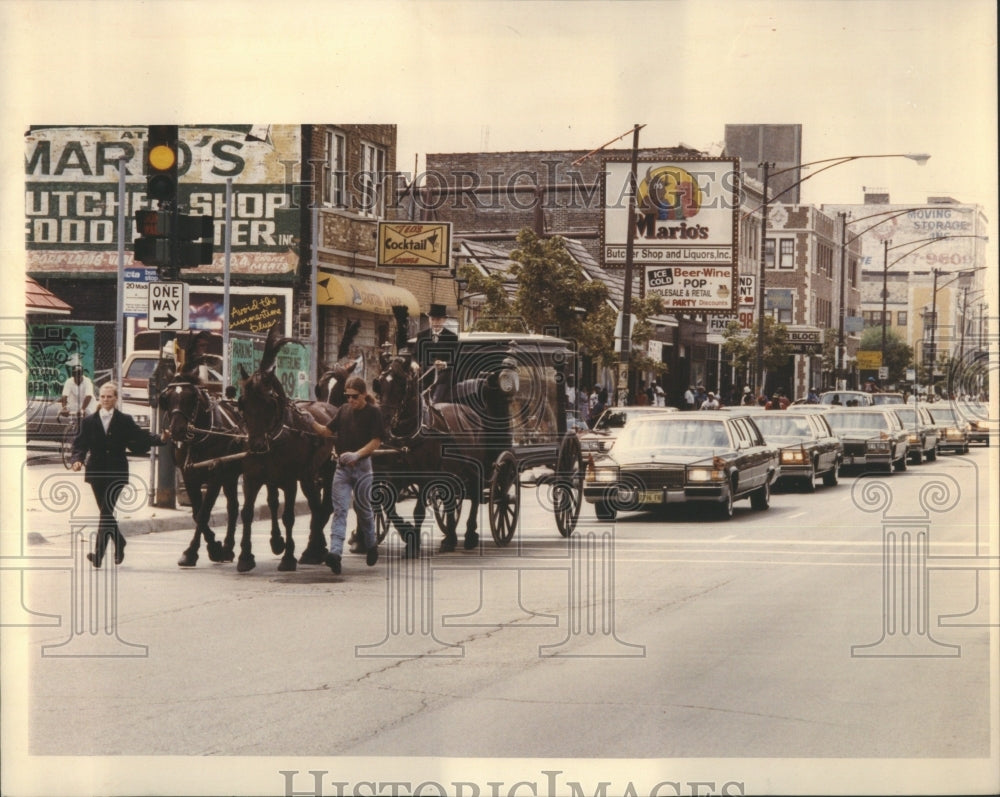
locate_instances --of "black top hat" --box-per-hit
[428,303,448,318]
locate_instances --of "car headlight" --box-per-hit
[907,434,920,444]
[585,462,620,484]
[687,465,726,482]
[781,448,807,464]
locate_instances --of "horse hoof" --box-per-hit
[177,551,198,567]
[298,548,327,565]
[206,541,225,562]
[439,539,457,553]
[237,555,256,573]
[463,532,480,550]
[270,538,285,555]
[277,557,297,572]
[221,548,235,563]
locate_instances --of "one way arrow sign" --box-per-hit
[147,281,189,331]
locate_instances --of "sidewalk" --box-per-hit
[21,452,310,540]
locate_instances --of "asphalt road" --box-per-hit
[7,444,996,795]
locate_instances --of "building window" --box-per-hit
[849,258,858,287]
[777,308,793,324]
[816,243,833,278]
[862,311,884,327]
[779,239,794,269]
[897,311,907,326]
[764,238,775,269]
[324,129,346,207]
[359,141,387,218]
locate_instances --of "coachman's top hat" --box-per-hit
[428,303,448,318]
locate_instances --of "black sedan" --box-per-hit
[578,405,678,455]
[583,410,779,520]
[823,408,910,473]
[889,405,939,464]
[927,405,970,454]
[749,410,843,491]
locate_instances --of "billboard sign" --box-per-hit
[377,222,451,268]
[25,125,302,278]
[602,158,739,267]
[645,265,736,312]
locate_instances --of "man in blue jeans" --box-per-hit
[307,376,382,574]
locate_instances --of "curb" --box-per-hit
[118,498,313,537]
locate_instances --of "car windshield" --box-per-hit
[826,412,889,431]
[622,419,729,448]
[931,409,959,423]
[752,415,811,437]
[594,410,629,430]
[893,409,918,424]
[125,357,159,379]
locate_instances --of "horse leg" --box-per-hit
[299,463,332,564]
[238,478,262,573]
[219,475,239,562]
[199,479,225,562]
[267,483,281,540]
[463,481,481,550]
[178,472,204,567]
[272,482,295,556]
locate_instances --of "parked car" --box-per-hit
[750,410,843,491]
[871,392,905,405]
[927,406,970,454]
[889,405,939,463]
[818,390,873,407]
[956,402,993,446]
[578,405,678,455]
[583,410,779,520]
[823,408,910,472]
[26,393,152,443]
[121,350,224,405]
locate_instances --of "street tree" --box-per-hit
[859,326,913,384]
[721,316,790,391]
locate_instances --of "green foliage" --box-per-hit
[722,316,790,382]
[858,326,914,382]
[462,229,619,367]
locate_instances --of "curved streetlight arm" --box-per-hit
[745,153,930,219]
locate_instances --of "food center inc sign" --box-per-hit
[602,158,740,312]
[24,125,301,278]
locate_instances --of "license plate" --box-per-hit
[640,490,664,504]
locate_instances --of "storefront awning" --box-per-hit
[316,274,420,317]
[26,276,72,315]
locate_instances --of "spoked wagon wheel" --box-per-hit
[554,433,583,537]
[370,478,393,544]
[427,482,461,536]
[488,450,520,546]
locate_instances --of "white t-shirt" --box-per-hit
[61,376,95,414]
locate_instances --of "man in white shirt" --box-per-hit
[60,365,95,416]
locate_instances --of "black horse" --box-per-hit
[373,353,492,556]
[237,324,336,572]
[315,318,362,406]
[159,374,247,567]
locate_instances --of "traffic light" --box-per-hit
[145,125,178,203]
[133,210,214,272]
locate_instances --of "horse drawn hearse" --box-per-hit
[156,323,584,571]
[371,331,585,556]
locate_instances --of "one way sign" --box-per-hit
[147,281,189,331]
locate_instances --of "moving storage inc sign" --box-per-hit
[24,125,301,277]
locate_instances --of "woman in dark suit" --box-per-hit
[70,382,170,567]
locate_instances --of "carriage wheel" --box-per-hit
[554,433,583,537]
[488,450,520,546]
[370,478,393,544]
[427,482,461,535]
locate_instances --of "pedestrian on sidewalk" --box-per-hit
[70,382,170,567]
[306,376,382,574]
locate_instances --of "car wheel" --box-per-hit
[822,459,840,487]
[963,443,970,454]
[910,448,923,465]
[750,478,770,510]
[927,445,938,461]
[595,500,617,521]
[802,463,816,493]
[719,485,735,519]
[894,452,907,472]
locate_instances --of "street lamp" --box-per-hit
[752,153,930,394]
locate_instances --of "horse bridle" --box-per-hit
[163,380,217,443]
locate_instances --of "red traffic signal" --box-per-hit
[145,125,178,203]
